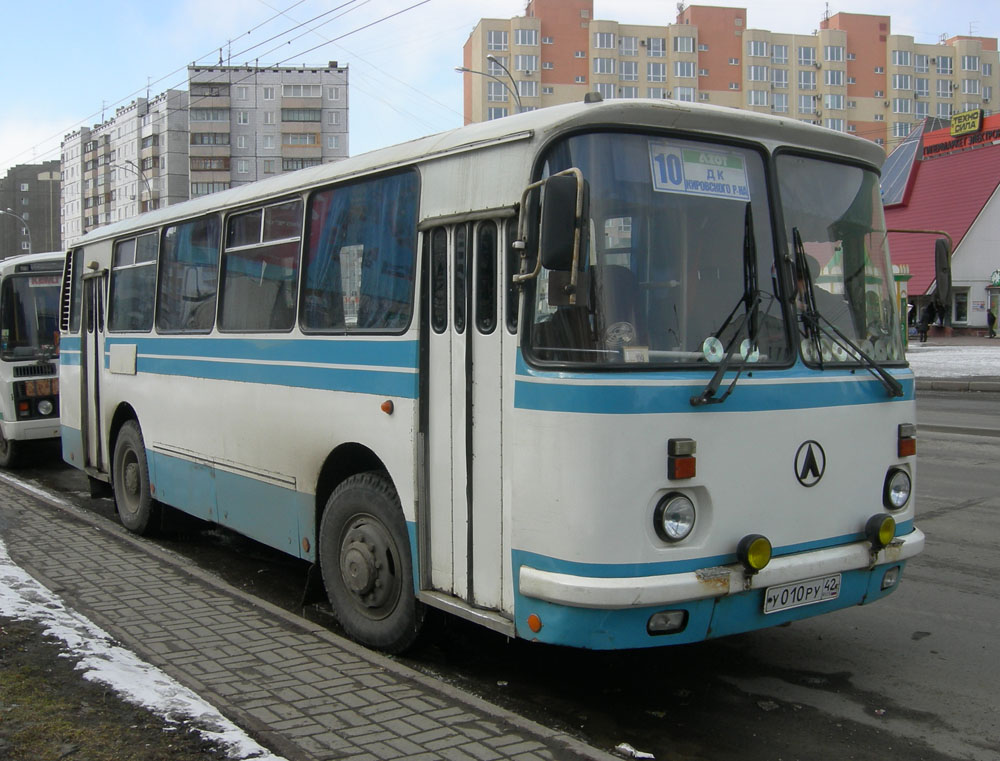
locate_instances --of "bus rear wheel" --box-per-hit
[319,472,424,653]
[112,421,159,535]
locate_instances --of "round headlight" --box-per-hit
[883,468,911,510]
[653,493,696,542]
[37,399,54,416]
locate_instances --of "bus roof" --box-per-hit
[0,251,65,273]
[73,97,886,247]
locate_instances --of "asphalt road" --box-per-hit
[5,396,999,761]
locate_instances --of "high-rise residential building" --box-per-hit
[0,161,62,256]
[461,3,999,152]
[60,63,349,245]
[187,64,348,195]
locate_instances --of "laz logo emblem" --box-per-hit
[795,440,826,487]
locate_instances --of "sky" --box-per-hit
[0,0,997,177]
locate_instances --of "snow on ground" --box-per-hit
[0,528,288,761]
[905,343,1000,378]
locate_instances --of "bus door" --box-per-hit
[423,220,505,611]
[80,270,107,474]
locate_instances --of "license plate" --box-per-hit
[763,573,841,614]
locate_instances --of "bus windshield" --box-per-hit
[527,132,791,367]
[776,153,904,364]
[1,273,61,360]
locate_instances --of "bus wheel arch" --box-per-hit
[317,468,424,653]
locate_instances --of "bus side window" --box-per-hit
[475,221,497,334]
[219,199,302,332]
[302,170,419,333]
[157,217,220,333]
[504,218,519,334]
[109,232,158,332]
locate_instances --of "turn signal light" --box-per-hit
[668,438,696,480]
[897,423,916,457]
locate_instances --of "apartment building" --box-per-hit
[0,161,61,256]
[60,64,349,245]
[461,2,999,151]
[186,64,348,196]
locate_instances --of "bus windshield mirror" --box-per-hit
[690,203,761,407]
[793,227,901,397]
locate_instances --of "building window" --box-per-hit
[620,86,639,98]
[596,83,615,99]
[771,68,788,88]
[748,90,768,106]
[961,56,980,71]
[620,61,638,81]
[327,86,340,100]
[892,73,912,90]
[824,46,844,62]
[542,85,553,94]
[893,98,912,113]
[675,61,695,78]
[728,57,739,65]
[674,36,694,53]
[892,122,910,137]
[699,68,708,76]
[236,135,247,149]
[891,50,911,67]
[281,158,321,171]
[648,87,668,99]
[825,94,844,110]
[542,61,554,69]
[771,45,788,64]
[263,135,275,149]
[327,111,341,125]
[237,111,249,125]
[937,102,953,118]
[514,28,538,46]
[937,57,953,74]
[619,36,638,56]
[748,65,768,81]
[574,50,586,58]
[984,63,993,77]
[264,111,275,125]
[914,54,929,73]
[237,159,249,174]
[954,291,969,323]
[594,57,615,74]
[915,101,929,118]
[282,84,322,98]
[488,30,508,51]
[594,32,615,49]
[282,133,318,145]
[514,54,538,72]
[487,81,507,102]
[962,79,980,95]
[937,79,952,98]
[647,38,666,57]
[915,78,929,97]
[263,87,275,100]
[191,157,230,171]
[190,108,229,122]
[542,36,553,44]
[798,46,815,66]
[825,69,844,87]
[798,95,815,114]
[487,107,508,120]
[675,86,695,102]
[19,182,28,191]
[191,133,230,145]
[729,82,740,90]
[772,92,788,113]
[236,85,248,99]
[327,135,340,150]
[874,113,884,121]
[647,62,666,82]
[574,75,586,84]
[281,108,322,122]
[517,80,538,97]
[798,70,816,90]
[824,118,845,131]
[875,89,885,98]
[698,43,709,51]
[747,40,767,57]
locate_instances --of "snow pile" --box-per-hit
[905,344,1000,378]
[0,535,287,761]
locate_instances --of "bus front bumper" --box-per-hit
[518,527,925,610]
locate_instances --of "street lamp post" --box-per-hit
[115,160,153,210]
[455,59,523,114]
[1,208,32,255]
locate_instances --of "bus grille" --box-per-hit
[14,363,57,378]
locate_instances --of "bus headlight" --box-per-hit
[653,493,696,542]
[883,468,911,510]
[38,400,54,416]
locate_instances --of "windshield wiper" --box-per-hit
[691,203,760,407]
[792,227,903,398]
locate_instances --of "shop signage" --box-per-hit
[991,268,1000,287]
[950,108,984,137]
[923,125,1000,158]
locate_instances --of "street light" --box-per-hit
[455,58,523,114]
[1,208,32,255]
[114,160,153,209]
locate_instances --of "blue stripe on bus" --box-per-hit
[512,520,915,578]
[514,353,914,414]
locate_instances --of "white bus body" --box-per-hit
[59,99,922,651]
[0,251,63,466]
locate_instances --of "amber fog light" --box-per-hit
[737,534,772,574]
[865,514,896,551]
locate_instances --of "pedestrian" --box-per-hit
[988,307,997,339]
[918,302,935,343]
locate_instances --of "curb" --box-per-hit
[915,378,1000,393]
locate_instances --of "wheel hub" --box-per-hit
[340,520,394,609]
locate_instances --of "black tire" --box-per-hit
[0,428,20,468]
[319,472,424,653]
[112,421,159,535]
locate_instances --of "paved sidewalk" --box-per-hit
[0,479,614,761]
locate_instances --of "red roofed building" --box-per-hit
[884,111,1000,334]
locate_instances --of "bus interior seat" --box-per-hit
[591,264,646,347]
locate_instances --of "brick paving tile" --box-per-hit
[0,480,613,761]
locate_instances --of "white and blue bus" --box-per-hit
[59,99,922,652]
[0,251,63,467]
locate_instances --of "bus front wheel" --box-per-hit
[319,472,424,653]
[0,428,20,468]
[112,421,159,535]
